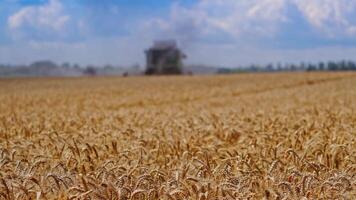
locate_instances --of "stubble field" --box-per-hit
[0,72,355,199]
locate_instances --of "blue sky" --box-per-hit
[1,0,356,67]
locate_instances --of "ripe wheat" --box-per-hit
[0,73,355,199]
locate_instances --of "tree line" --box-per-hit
[218,60,356,74]
[0,60,141,77]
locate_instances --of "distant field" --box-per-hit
[0,72,355,199]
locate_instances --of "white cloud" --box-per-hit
[8,0,70,33]
[149,0,288,39]
[294,0,356,37]
[247,0,287,21]
[186,0,289,36]
[151,0,356,41]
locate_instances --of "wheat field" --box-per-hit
[0,72,355,199]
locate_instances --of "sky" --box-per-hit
[1,0,356,67]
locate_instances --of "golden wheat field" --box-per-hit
[0,72,355,200]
